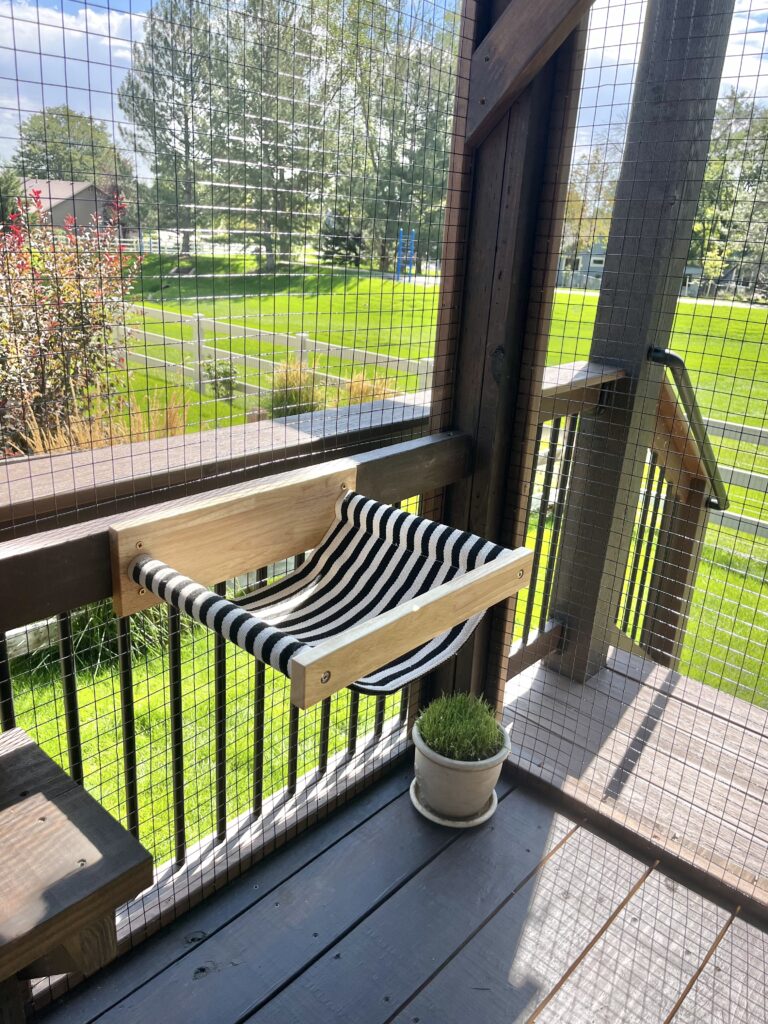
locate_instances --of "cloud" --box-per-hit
[0,0,145,158]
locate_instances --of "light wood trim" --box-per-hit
[652,379,707,502]
[111,462,358,616]
[290,547,533,708]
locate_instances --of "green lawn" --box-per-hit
[11,624,401,865]
[10,265,768,868]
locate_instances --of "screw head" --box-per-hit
[136,541,144,550]
[138,587,146,596]
[340,482,347,491]
[517,569,525,579]
[320,671,331,684]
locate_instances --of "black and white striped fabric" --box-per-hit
[131,491,506,695]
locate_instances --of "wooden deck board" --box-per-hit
[43,769,767,1024]
[251,790,574,1024]
[536,870,730,1022]
[504,649,768,910]
[389,826,647,1024]
[88,777,515,1024]
[46,765,414,1024]
[674,916,768,1023]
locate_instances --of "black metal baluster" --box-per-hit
[621,454,658,635]
[540,414,578,629]
[168,606,186,868]
[117,617,139,837]
[287,554,305,797]
[523,420,560,642]
[374,693,387,739]
[318,697,332,774]
[252,568,267,818]
[632,462,666,641]
[0,633,16,731]
[347,690,360,755]
[57,612,83,786]
[214,581,227,843]
[399,684,409,724]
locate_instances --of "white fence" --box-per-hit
[123,305,435,398]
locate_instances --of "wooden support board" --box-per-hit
[111,462,356,617]
[108,434,472,618]
[290,547,533,708]
[466,0,594,147]
[0,729,152,982]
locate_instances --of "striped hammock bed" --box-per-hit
[131,491,507,695]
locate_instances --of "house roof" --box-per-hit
[22,179,111,212]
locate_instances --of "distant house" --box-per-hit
[23,179,116,231]
[558,241,705,297]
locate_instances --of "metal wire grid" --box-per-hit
[0,0,460,530]
[495,0,768,901]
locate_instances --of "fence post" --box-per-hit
[195,314,206,394]
[296,333,310,368]
[545,0,734,683]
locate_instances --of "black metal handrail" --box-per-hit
[649,348,730,511]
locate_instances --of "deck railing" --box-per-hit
[0,429,468,967]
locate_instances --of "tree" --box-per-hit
[12,106,133,193]
[119,0,220,254]
[0,167,21,228]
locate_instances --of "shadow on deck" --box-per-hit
[504,647,768,916]
[44,760,766,1023]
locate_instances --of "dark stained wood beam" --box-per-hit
[0,433,471,632]
[466,0,595,148]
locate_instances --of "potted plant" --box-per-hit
[410,693,511,828]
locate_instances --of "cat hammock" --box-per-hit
[111,464,532,709]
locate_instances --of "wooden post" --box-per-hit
[640,476,709,668]
[545,0,735,682]
[428,1,593,698]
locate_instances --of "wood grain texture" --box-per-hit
[91,780,515,1024]
[110,464,356,616]
[466,0,594,147]
[392,826,647,1024]
[46,765,413,1024]
[0,433,470,631]
[251,789,572,1024]
[504,650,768,915]
[547,0,735,681]
[290,547,533,707]
[0,396,430,538]
[674,916,767,1023]
[535,869,730,1022]
[0,729,152,981]
[652,380,707,503]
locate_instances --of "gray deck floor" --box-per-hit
[504,648,768,914]
[44,763,766,1024]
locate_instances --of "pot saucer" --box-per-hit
[409,778,498,828]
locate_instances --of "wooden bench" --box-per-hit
[0,729,152,1022]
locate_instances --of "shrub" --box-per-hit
[416,693,504,761]
[201,358,239,400]
[0,191,140,451]
[265,360,322,418]
[16,391,186,453]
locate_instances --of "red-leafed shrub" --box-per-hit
[0,191,140,452]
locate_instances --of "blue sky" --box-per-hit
[2,0,768,166]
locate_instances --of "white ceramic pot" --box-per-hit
[411,722,511,827]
